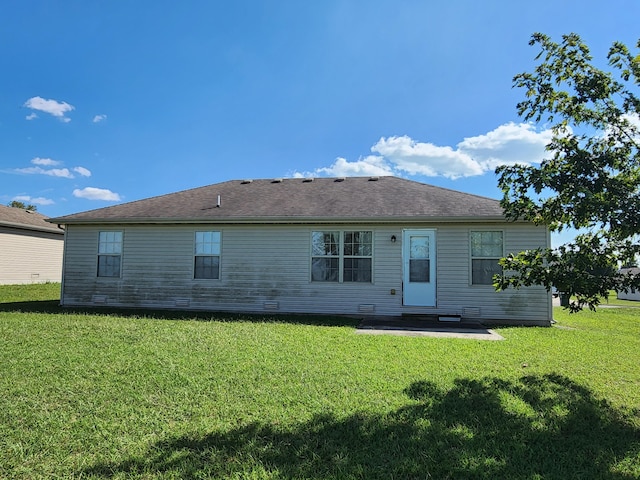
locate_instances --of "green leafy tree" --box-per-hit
[8,200,37,211]
[495,33,640,311]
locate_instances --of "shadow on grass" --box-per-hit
[0,300,61,313]
[83,374,639,479]
[0,300,360,327]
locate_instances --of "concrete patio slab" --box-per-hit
[355,317,504,340]
[355,327,504,340]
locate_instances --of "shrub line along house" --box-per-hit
[0,204,64,285]
[48,176,552,326]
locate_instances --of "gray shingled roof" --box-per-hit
[0,205,64,234]
[48,176,506,224]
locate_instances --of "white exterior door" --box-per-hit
[403,229,436,306]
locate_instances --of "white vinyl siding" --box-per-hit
[59,222,552,325]
[429,224,549,324]
[0,227,64,285]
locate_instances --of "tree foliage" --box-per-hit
[8,200,37,211]
[495,33,640,311]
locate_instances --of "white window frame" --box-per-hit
[97,231,123,278]
[311,230,373,283]
[194,231,221,280]
[470,230,504,286]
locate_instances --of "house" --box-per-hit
[617,267,640,301]
[0,205,64,285]
[48,176,552,325]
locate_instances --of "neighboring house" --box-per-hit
[48,176,552,325]
[0,205,64,285]
[617,267,640,301]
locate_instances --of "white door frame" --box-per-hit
[402,229,436,306]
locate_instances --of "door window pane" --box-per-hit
[409,259,430,282]
[408,236,430,283]
[410,236,429,259]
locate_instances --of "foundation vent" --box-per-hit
[174,298,191,308]
[358,304,375,313]
[92,295,107,304]
[463,307,481,317]
[439,315,461,323]
[264,301,279,310]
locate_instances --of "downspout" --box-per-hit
[59,225,68,306]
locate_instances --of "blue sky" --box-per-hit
[1,1,637,246]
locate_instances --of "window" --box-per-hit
[194,231,221,279]
[312,230,372,282]
[97,231,122,277]
[470,231,503,285]
[311,231,339,281]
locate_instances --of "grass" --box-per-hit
[1,284,639,479]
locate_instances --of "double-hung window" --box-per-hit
[470,231,503,285]
[312,230,372,282]
[194,231,221,279]
[97,231,123,277]
[311,231,340,282]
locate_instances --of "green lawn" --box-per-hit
[1,284,638,479]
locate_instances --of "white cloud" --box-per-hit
[612,113,640,141]
[31,157,61,166]
[624,113,640,129]
[457,122,553,171]
[15,158,92,179]
[25,113,38,120]
[92,114,107,123]
[24,96,74,121]
[16,166,74,178]
[73,187,121,201]
[299,122,554,180]
[13,195,55,206]
[295,155,394,178]
[73,166,92,177]
[372,136,484,179]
